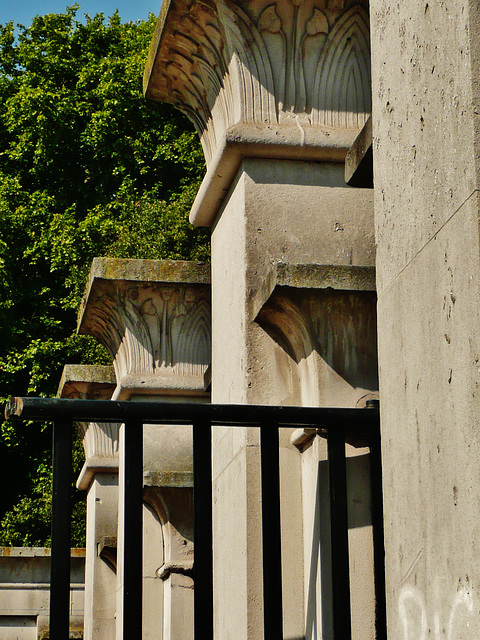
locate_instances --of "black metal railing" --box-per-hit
[4,397,385,640]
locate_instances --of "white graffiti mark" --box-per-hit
[447,587,474,640]
[399,583,474,640]
[399,586,427,640]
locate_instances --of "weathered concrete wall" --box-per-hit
[371,0,480,637]
[0,548,85,639]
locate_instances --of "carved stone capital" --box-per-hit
[144,0,371,168]
[77,259,211,399]
[57,365,119,490]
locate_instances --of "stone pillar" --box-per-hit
[206,161,377,639]
[57,365,118,640]
[370,1,480,637]
[145,2,377,638]
[78,258,211,640]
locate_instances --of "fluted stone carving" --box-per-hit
[145,0,370,165]
[78,259,211,396]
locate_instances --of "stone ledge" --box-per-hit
[0,548,86,558]
[57,365,116,401]
[78,258,210,332]
[112,374,207,400]
[77,258,211,315]
[253,262,376,320]
[0,582,85,590]
[76,457,119,491]
[190,124,357,227]
[144,470,194,488]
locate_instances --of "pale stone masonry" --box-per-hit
[78,258,211,399]
[0,548,85,639]
[77,258,211,640]
[144,0,480,632]
[145,2,378,638]
[57,365,118,640]
[370,0,480,637]
[8,0,479,637]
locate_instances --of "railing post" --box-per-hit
[50,418,73,640]
[123,419,143,640]
[193,419,213,639]
[327,428,352,640]
[369,430,387,640]
[260,422,283,640]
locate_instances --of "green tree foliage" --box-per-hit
[0,6,208,545]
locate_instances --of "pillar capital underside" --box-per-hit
[77,258,211,399]
[58,364,119,490]
[144,0,371,170]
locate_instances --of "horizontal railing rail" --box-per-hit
[4,397,385,640]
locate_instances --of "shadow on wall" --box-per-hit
[305,454,372,640]
[257,286,378,395]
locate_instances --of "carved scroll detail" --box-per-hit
[78,422,120,461]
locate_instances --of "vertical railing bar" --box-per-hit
[123,419,143,640]
[50,418,73,640]
[369,429,387,640]
[327,428,352,640]
[260,421,283,640]
[193,419,213,639]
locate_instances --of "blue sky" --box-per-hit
[0,0,160,27]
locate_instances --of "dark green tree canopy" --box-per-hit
[0,6,208,545]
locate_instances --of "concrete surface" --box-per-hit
[371,0,480,637]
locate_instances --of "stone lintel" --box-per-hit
[77,259,212,398]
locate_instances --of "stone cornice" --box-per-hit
[251,261,376,318]
[144,0,371,169]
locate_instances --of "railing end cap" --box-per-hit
[5,397,23,419]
